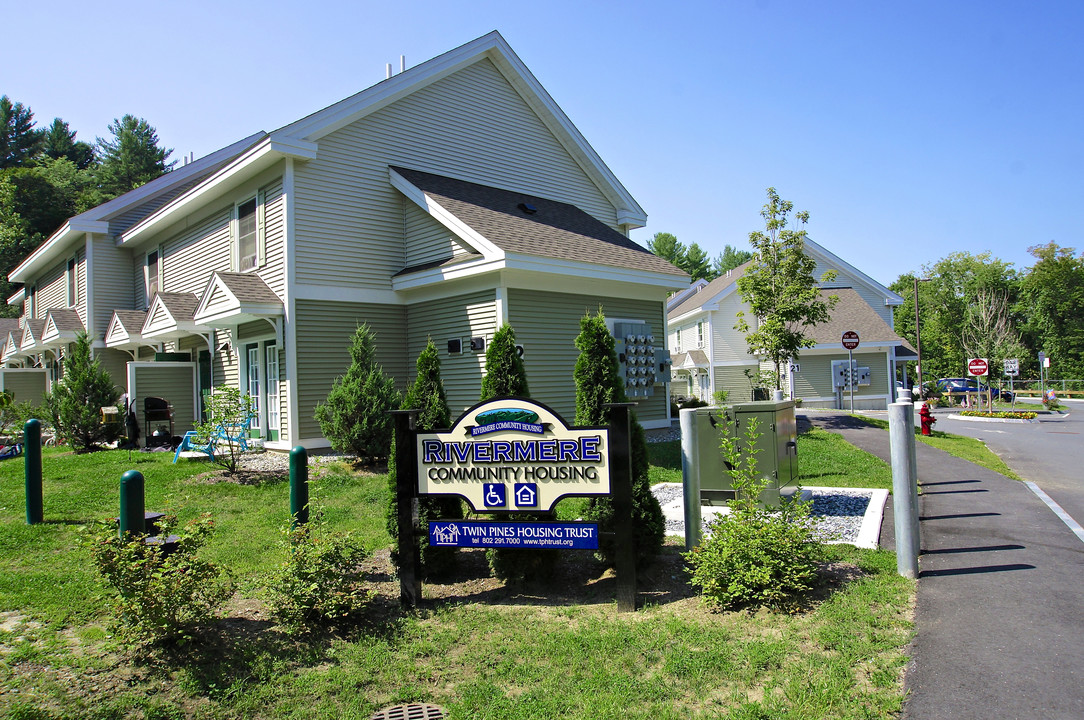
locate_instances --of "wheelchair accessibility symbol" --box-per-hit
[483,483,506,508]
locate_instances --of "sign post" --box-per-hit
[1004,358,1019,410]
[968,358,989,409]
[842,331,860,413]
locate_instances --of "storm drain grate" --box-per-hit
[370,703,447,720]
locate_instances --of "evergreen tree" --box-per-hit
[682,242,712,282]
[314,324,400,463]
[0,96,42,169]
[40,118,95,170]
[575,310,665,567]
[96,115,174,198]
[480,324,529,399]
[736,188,837,388]
[387,339,464,576]
[647,231,687,271]
[479,324,555,582]
[44,333,120,453]
[712,244,753,276]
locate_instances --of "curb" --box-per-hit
[944,414,1039,424]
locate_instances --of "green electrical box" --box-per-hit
[690,401,798,507]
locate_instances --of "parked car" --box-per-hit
[936,378,1014,402]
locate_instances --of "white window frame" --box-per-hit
[66,256,78,307]
[144,247,161,306]
[239,336,279,440]
[696,321,705,349]
[232,190,265,272]
[265,342,279,441]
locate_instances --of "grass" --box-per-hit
[853,416,1023,481]
[0,445,914,719]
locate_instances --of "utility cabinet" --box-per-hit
[686,401,798,507]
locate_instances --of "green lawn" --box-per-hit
[0,445,913,720]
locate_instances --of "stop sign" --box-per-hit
[842,331,860,350]
[968,358,989,377]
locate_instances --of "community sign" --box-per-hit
[416,397,610,513]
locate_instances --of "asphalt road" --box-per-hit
[933,399,1084,532]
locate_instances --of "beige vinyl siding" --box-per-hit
[96,348,131,391]
[506,289,668,424]
[35,261,67,317]
[238,320,273,342]
[711,294,753,362]
[791,355,836,401]
[160,209,232,295]
[133,364,197,433]
[405,291,496,415]
[1,369,48,405]
[713,364,759,403]
[258,179,286,297]
[215,329,239,389]
[92,234,135,336]
[403,200,471,267]
[293,58,618,288]
[814,261,894,326]
[294,300,409,438]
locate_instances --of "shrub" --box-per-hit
[195,385,255,474]
[575,310,665,568]
[959,410,1037,420]
[679,398,708,409]
[686,415,821,610]
[387,339,463,577]
[712,389,730,405]
[89,513,235,645]
[44,332,120,452]
[264,519,373,632]
[314,324,401,463]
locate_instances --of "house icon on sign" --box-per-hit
[432,523,460,545]
[514,483,538,508]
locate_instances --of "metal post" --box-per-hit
[605,402,637,613]
[679,408,702,551]
[889,402,920,578]
[914,277,924,394]
[24,419,42,525]
[392,409,421,607]
[289,446,309,528]
[119,470,146,539]
[848,348,855,414]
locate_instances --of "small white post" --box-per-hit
[889,401,920,578]
[679,408,702,551]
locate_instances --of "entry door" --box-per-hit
[265,342,279,441]
[246,344,261,437]
[698,373,711,402]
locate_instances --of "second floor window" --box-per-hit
[67,258,77,306]
[146,250,160,304]
[237,197,259,271]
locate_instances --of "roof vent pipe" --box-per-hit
[400,55,406,73]
[386,63,393,79]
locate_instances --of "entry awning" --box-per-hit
[1,331,22,363]
[105,310,153,352]
[39,308,85,350]
[193,272,283,328]
[19,319,46,356]
[671,350,709,370]
[141,293,207,342]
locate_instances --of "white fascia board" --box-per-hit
[7,288,25,306]
[668,307,710,327]
[293,284,401,305]
[120,139,288,247]
[389,169,501,257]
[392,257,506,292]
[806,238,904,305]
[268,136,318,159]
[9,224,76,283]
[194,304,283,327]
[500,253,687,290]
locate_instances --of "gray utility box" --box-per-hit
[686,401,798,507]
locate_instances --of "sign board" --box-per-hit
[429,521,598,549]
[416,397,610,513]
[842,331,860,350]
[968,358,989,377]
[1003,358,1019,376]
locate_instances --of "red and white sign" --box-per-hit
[968,358,989,377]
[842,331,860,350]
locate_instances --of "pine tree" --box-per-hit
[44,333,120,452]
[40,119,95,170]
[0,96,43,169]
[96,115,174,198]
[575,310,664,567]
[387,339,463,576]
[314,324,400,462]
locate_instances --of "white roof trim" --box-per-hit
[805,238,904,306]
[389,168,499,258]
[192,274,284,327]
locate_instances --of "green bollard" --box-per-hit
[119,471,146,539]
[290,446,309,528]
[24,419,42,525]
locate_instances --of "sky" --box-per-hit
[6,0,1083,287]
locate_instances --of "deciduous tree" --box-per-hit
[1019,243,1084,380]
[736,188,837,388]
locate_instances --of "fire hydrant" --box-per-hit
[920,403,937,436]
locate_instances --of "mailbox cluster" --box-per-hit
[613,322,671,398]
[831,359,871,388]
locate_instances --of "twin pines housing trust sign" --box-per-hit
[417,398,609,550]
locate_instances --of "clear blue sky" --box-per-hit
[7,0,1082,287]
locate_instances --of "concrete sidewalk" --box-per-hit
[804,411,1084,720]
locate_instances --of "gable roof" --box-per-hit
[9,132,267,284]
[668,261,751,319]
[104,310,151,351]
[277,31,645,228]
[40,308,85,348]
[805,238,904,307]
[391,167,685,281]
[193,272,283,327]
[808,288,912,348]
[141,293,203,341]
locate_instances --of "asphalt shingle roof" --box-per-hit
[213,272,281,304]
[391,167,686,278]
